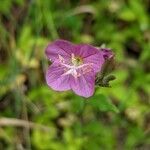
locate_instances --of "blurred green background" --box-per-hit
[0,0,150,149]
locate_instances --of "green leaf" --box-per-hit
[88,94,119,113]
[119,8,136,21]
[71,96,85,113]
[0,0,12,14]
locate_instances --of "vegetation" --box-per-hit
[0,0,149,149]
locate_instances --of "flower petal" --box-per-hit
[45,39,75,62]
[83,51,104,73]
[46,63,71,91]
[70,73,95,98]
[73,44,100,58]
[72,44,105,73]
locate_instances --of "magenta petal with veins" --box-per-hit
[45,39,113,98]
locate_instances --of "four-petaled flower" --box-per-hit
[45,39,113,98]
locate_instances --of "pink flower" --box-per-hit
[45,40,113,98]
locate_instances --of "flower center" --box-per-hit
[58,54,92,78]
[71,54,83,66]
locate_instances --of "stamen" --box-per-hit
[58,55,65,63]
[59,53,93,78]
